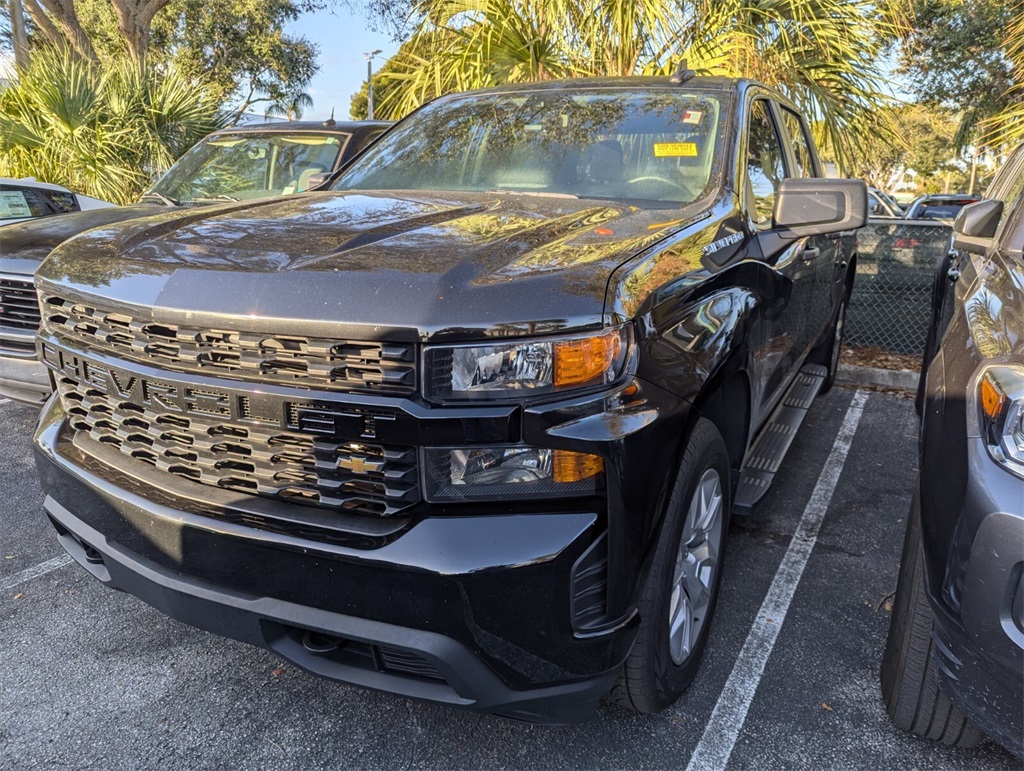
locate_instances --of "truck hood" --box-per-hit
[0,203,162,275]
[38,190,698,341]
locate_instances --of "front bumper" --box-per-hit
[34,395,647,723]
[926,439,1024,758]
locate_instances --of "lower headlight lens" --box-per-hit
[425,446,604,501]
[424,327,630,401]
[978,366,1024,478]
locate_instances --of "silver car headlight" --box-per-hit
[423,327,631,402]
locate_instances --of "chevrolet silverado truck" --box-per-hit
[883,142,1024,759]
[33,76,866,723]
[0,120,391,404]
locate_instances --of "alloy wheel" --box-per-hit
[668,468,724,666]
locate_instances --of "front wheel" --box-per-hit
[609,418,731,713]
[880,489,984,747]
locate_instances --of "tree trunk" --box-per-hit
[109,0,173,65]
[23,0,97,61]
[10,0,29,70]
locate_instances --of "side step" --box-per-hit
[732,364,828,517]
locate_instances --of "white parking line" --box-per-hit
[0,398,10,405]
[1,554,73,593]
[686,389,869,771]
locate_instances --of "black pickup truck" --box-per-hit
[32,76,865,722]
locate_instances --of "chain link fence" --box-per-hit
[846,220,952,355]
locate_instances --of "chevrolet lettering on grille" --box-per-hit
[41,342,239,419]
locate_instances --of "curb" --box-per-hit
[837,364,918,391]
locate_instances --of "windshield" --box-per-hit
[334,90,723,205]
[148,132,349,203]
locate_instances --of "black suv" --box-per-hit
[32,76,865,722]
[0,120,391,404]
[883,143,1024,759]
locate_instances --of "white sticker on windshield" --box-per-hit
[0,190,32,219]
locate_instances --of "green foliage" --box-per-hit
[9,0,322,120]
[981,9,1024,147]
[149,0,320,119]
[898,0,1019,147]
[0,46,227,203]
[367,0,904,168]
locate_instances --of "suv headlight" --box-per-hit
[423,327,631,402]
[978,365,1024,478]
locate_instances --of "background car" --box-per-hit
[868,186,903,217]
[0,119,393,404]
[0,177,113,226]
[903,193,981,222]
[882,142,1024,760]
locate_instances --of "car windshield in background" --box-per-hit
[907,198,979,220]
[334,91,723,205]
[0,184,78,221]
[149,132,349,203]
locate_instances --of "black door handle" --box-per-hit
[801,246,820,261]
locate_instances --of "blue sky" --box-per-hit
[285,7,399,121]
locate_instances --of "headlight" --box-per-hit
[978,365,1024,478]
[424,327,631,401]
[424,446,604,501]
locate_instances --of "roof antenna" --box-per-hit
[323,108,336,128]
[669,59,696,84]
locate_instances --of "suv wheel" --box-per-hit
[609,418,730,713]
[880,488,985,747]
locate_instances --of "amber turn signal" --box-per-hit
[980,374,1006,420]
[553,450,604,483]
[554,333,623,388]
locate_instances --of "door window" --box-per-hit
[780,108,817,178]
[745,100,788,227]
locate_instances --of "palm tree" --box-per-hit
[0,47,226,204]
[373,0,905,166]
[981,12,1024,148]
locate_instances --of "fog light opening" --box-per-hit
[302,630,346,654]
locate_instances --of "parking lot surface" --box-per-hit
[0,388,1018,769]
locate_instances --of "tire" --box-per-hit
[811,291,847,395]
[609,418,731,713]
[880,489,984,747]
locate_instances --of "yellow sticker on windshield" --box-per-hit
[654,142,698,158]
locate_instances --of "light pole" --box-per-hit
[365,49,382,120]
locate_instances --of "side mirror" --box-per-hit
[304,171,333,191]
[773,178,868,239]
[952,199,1003,254]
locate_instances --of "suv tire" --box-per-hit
[880,487,985,747]
[610,417,730,713]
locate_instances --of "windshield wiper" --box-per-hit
[139,191,180,206]
[486,189,579,200]
[192,194,240,203]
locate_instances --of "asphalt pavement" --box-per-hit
[0,388,1019,769]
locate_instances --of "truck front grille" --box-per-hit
[1,276,41,332]
[42,295,416,394]
[55,374,420,517]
